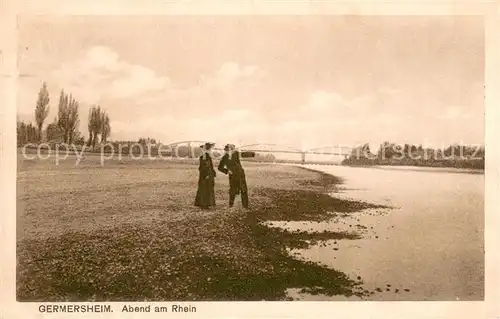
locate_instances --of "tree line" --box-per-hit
[17,82,112,148]
[343,141,485,169]
[349,141,485,159]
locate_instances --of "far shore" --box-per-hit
[338,164,484,175]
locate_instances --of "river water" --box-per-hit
[272,165,484,301]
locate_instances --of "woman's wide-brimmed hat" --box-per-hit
[200,142,215,150]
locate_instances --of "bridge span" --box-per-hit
[160,141,353,164]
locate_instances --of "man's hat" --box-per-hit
[224,144,236,151]
[200,142,215,150]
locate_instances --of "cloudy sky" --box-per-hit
[17,15,484,150]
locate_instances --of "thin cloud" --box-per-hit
[437,106,473,120]
[305,90,344,111]
[197,62,266,92]
[52,46,170,102]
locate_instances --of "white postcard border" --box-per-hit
[1,1,499,318]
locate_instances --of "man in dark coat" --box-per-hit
[194,142,216,209]
[218,144,249,209]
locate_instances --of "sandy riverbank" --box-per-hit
[17,157,383,301]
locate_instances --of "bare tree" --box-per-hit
[57,90,69,142]
[67,95,80,144]
[100,112,111,143]
[87,107,94,147]
[57,90,80,144]
[87,105,103,148]
[46,117,63,142]
[86,105,111,148]
[93,106,103,148]
[17,121,27,146]
[34,82,50,142]
[18,122,38,144]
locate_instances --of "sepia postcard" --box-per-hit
[1,0,500,318]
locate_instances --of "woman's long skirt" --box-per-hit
[194,177,216,208]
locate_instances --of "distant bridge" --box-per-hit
[239,143,352,164]
[159,141,352,164]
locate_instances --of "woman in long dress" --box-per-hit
[194,142,216,209]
